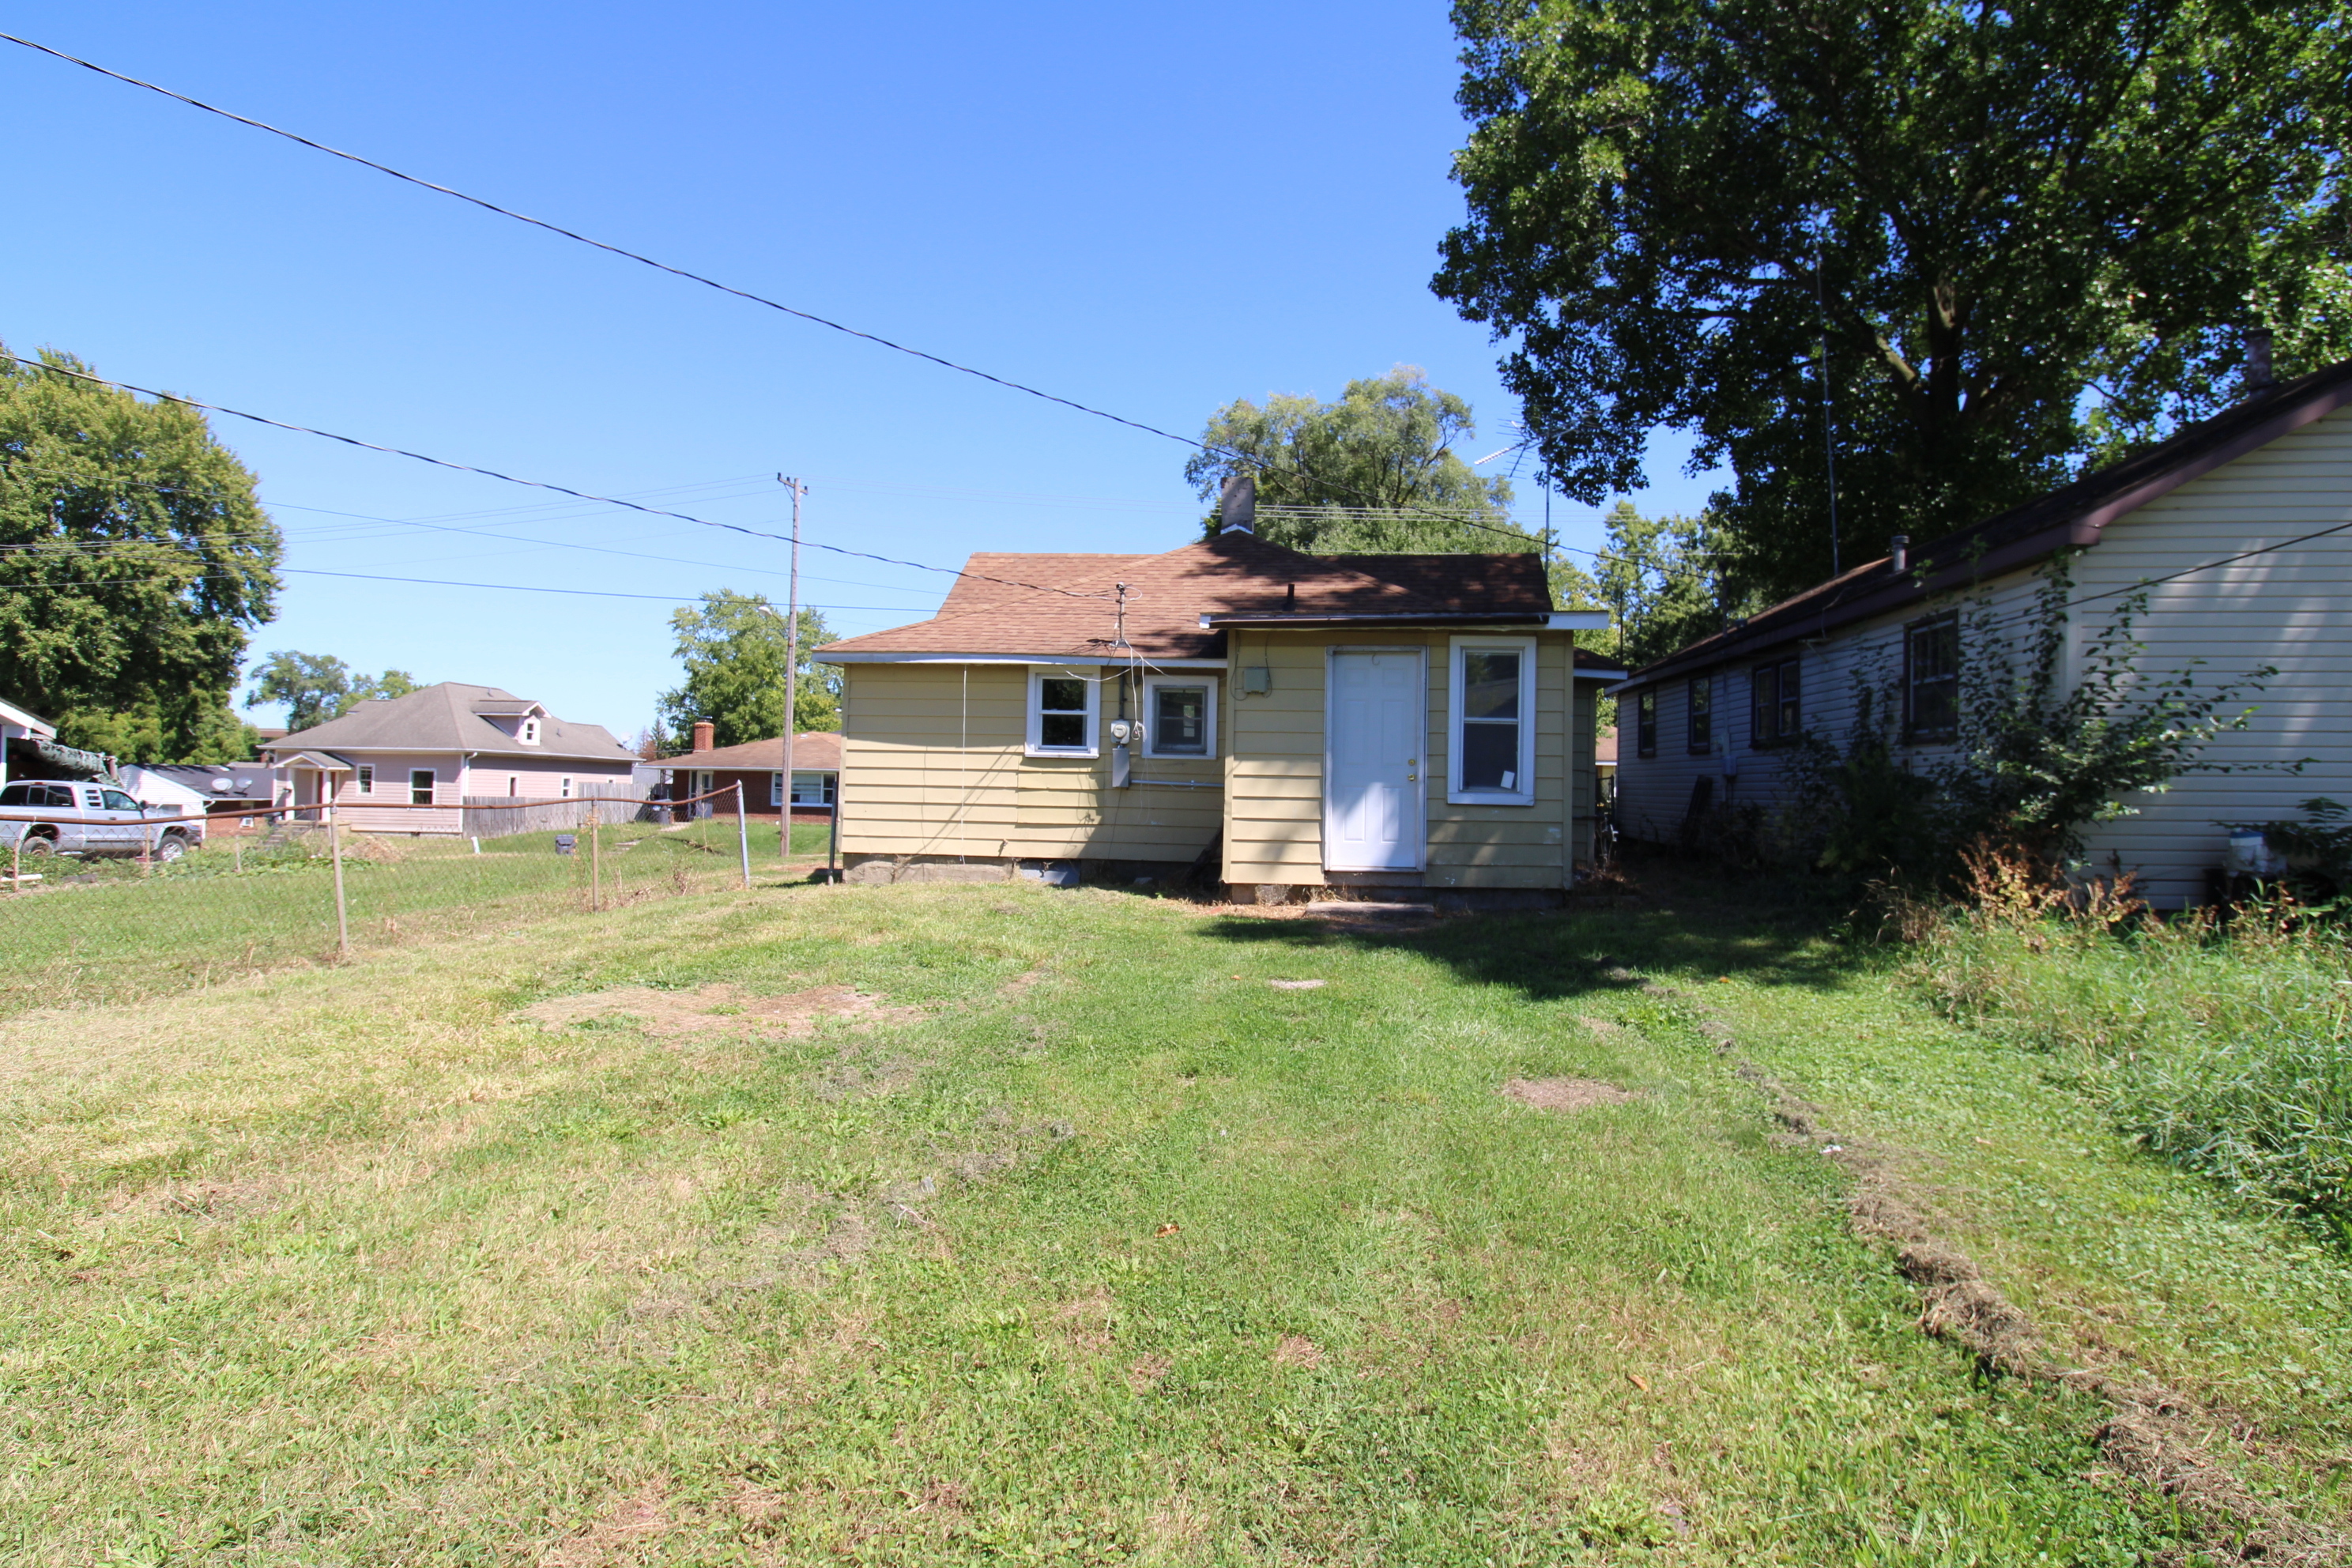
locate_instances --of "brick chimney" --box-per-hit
[690,720,714,753]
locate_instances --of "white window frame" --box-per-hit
[790,771,834,806]
[409,768,435,807]
[1446,635,1537,807]
[518,717,541,745]
[356,765,374,796]
[560,776,573,799]
[1025,666,1099,758]
[770,771,785,808]
[1140,676,1219,760]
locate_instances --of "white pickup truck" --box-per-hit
[0,779,206,862]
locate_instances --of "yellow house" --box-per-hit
[815,503,1620,903]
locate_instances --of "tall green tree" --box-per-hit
[1,347,281,759]
[244,652,420,732]
[1593,502,1747,669]
[658,591,839,749]
[1186,367,1541,552]
[1436,0,2352,601]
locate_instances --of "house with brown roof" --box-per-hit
[660,724,841,821]
[1608,356,2352,907]
[262,682,637,835]
[813,483,1620,899]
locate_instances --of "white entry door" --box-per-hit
[1324,650,1424,871]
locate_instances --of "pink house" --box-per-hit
[262,682,637,835]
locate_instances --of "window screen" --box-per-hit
[1036,677,1089,750]
[1750,659,1801,744]
[1636,691,1657,757]
[1152,684,1208,756]
[1687,677,1712,751]
[1906,616,1961,740]
[1458,649,1523,792]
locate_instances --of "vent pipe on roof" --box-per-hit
[1889,534,1909,575]
[2244,326,2275,394]
[1219,474,1256,534]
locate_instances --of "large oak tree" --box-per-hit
[1435,0,2352,602]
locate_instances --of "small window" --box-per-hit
[519,717,541,745]
[1027,668,1099,756]
[1687,677,1713,752]
[791,771,835,806]
[508,775,518,797]
[1143,677,1217,760]
[1750,658,1802,746]
[771,771,785,808]
[1905,614,1961,741]
[560,777,573,799]
[1449,637,1536,805]
[409,769,435,806]
[356,765,374,796]
[1636,690,1658,757]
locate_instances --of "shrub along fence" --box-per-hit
[0,784,831,1020]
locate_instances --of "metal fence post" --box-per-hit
[590,808,602,912]
[328,810,350,961]
[735,782,751,890]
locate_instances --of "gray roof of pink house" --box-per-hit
[263,682,635,764]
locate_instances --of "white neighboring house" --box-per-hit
[1609,357,2352,909]
[120,762,287,832]
[0,697,59,789]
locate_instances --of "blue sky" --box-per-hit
[6,2,1721,737]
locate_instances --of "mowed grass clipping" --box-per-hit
[3,878,2346,1564]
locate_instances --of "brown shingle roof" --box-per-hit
[821,533,1554,661]
[671,731,841,771]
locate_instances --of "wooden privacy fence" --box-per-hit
[459,790,639,839]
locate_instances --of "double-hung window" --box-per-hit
[356,765,374,796]
[1687,677,1713,752]
[409,769,435,806]
[1635,690,1657,757]
[1142,677,1216,760]
[1026,668,1099,757]
[1448,636,1536,805]
[1905,614,1961,742]
[1750,658,1801,745]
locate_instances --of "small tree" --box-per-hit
[245,652,421,732]
[658,591,838,749]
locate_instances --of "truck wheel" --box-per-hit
[155,834,189,863]
[17,833,55,859]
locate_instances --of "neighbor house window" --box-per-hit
[519,717,541,744]
[1905,613,1961,741]
[1026,667,1099,757]
[409,769,434,806]
[771,771,785,808]
[1636,690,1657,757]
[508,776,518,797]
[1687,677,1713,752]
[560,777,573,799]
[791,771,835,806]
[1143,677,1216,760]
[356,765,374,795]
[1448,636,1536,805]
[1750,658,1802,745]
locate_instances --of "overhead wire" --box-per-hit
[0,32,1608,564]
[4,356,1112,601]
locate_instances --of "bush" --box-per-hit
[1906,882,2352,1239]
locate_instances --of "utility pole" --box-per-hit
[1816,246,1841,578]
[776,475,807,861]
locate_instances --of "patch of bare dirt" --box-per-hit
[1272,1334,1325,1370]
[539,1481,669,1566]
[1055,1287,1116,1354]
[1126,1352,1173,1393]
[1575,1015,1623,1035]
[1501,1076,1640,1113]
[516,982,916,1040]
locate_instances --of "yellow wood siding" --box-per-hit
[1222,628,1592,888]
[838,664,1222,865]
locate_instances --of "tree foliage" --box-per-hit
[1186,368,1540,553]
[658,591,839,750]
[1,347,281,760]
[1591,501,1746,669]
[1437,0,2352,602]
[244,651,420,733]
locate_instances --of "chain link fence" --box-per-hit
[0,785,835,1020]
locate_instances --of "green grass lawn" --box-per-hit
[0,820,834,1020]
[1,873,2345,1563]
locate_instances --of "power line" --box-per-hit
[0,31,1200,454]
[0,32,1594,560]
[0,559,921,609]
[5,356,1110,601]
